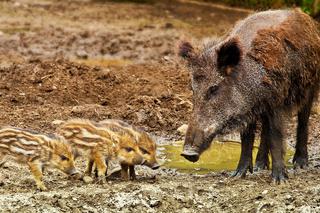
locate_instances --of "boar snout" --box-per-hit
[182,126,213,162]
[151,163,160,170]
[65,167,80,178]
[142,160,160,169]
[181,145,200,162]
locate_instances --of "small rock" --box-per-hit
[149,199,161,207]
[72,208,81,213]
[285,194,292,200]
[163,56,170,61]
[82,176,93,184]
[57,199,68,209]
[262,190,268,195]
[52,120,64,125]
[177,124,188,135]
[286,205,295,210]
[299,205,311,213]
[181,208,191,213]
[76,50,88,59]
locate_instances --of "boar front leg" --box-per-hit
[92,152,107,184]
[267,111,288,184]
[293,89,315,168]
[28,160,47,191]
[129,165,136,180]
[254,116,270,171]
[121,164,129,180]
[232,122,256,178]
[85,159,94,176]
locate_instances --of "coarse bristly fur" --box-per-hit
[0,127,78,191]
[97,119,159,180]
[180,9,320,183]
[57,119,144,182]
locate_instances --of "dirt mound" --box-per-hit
[0,58,192,134]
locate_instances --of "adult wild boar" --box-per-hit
[179,9,320,183]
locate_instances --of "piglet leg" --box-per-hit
[28,160,47,191]
[129,165,136,180]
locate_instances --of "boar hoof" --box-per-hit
[293,156,308,169]
[231,161,253,178]
[95,176,106,184]
[271,168,288,184]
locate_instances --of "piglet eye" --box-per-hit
[125,147,134,152]
[205,85,219,100]
[139,147,149,155]
[60,155,69,161]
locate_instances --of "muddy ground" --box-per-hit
[0,0,319,212]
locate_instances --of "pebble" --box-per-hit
[262,190,268,195]
[149,199,161,207]
[177,124,188,135]
[82,176,93,184]
[57,199,68,210]
[299,206,311,213]
[181,207,191,213]
[52,120,64,125]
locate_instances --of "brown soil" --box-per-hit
[0,0,319,212]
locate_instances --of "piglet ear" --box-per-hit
[217,38,242,70]
[178,41,194,59]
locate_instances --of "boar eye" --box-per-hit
[125,147,134,152]
[60,155,69,161]
[139,147,149,155]
[205,85,219,100]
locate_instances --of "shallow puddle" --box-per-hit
[160,140,294,174]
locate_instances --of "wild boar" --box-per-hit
[0,127,79,190]
[179,9,320,183]
[97,119,159,180]
[57,119,144,182]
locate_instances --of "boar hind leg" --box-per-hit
[293,90,315,169]
[267,111,288,184]
[254,116,270,171]
[232,122,256,178]
[129,165,136,180]
[28,160,47,191]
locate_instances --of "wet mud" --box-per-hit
[0,0,319,212]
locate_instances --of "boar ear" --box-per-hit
[217,39,242,75]
[178,41,194,59]
[178,41,200,67]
